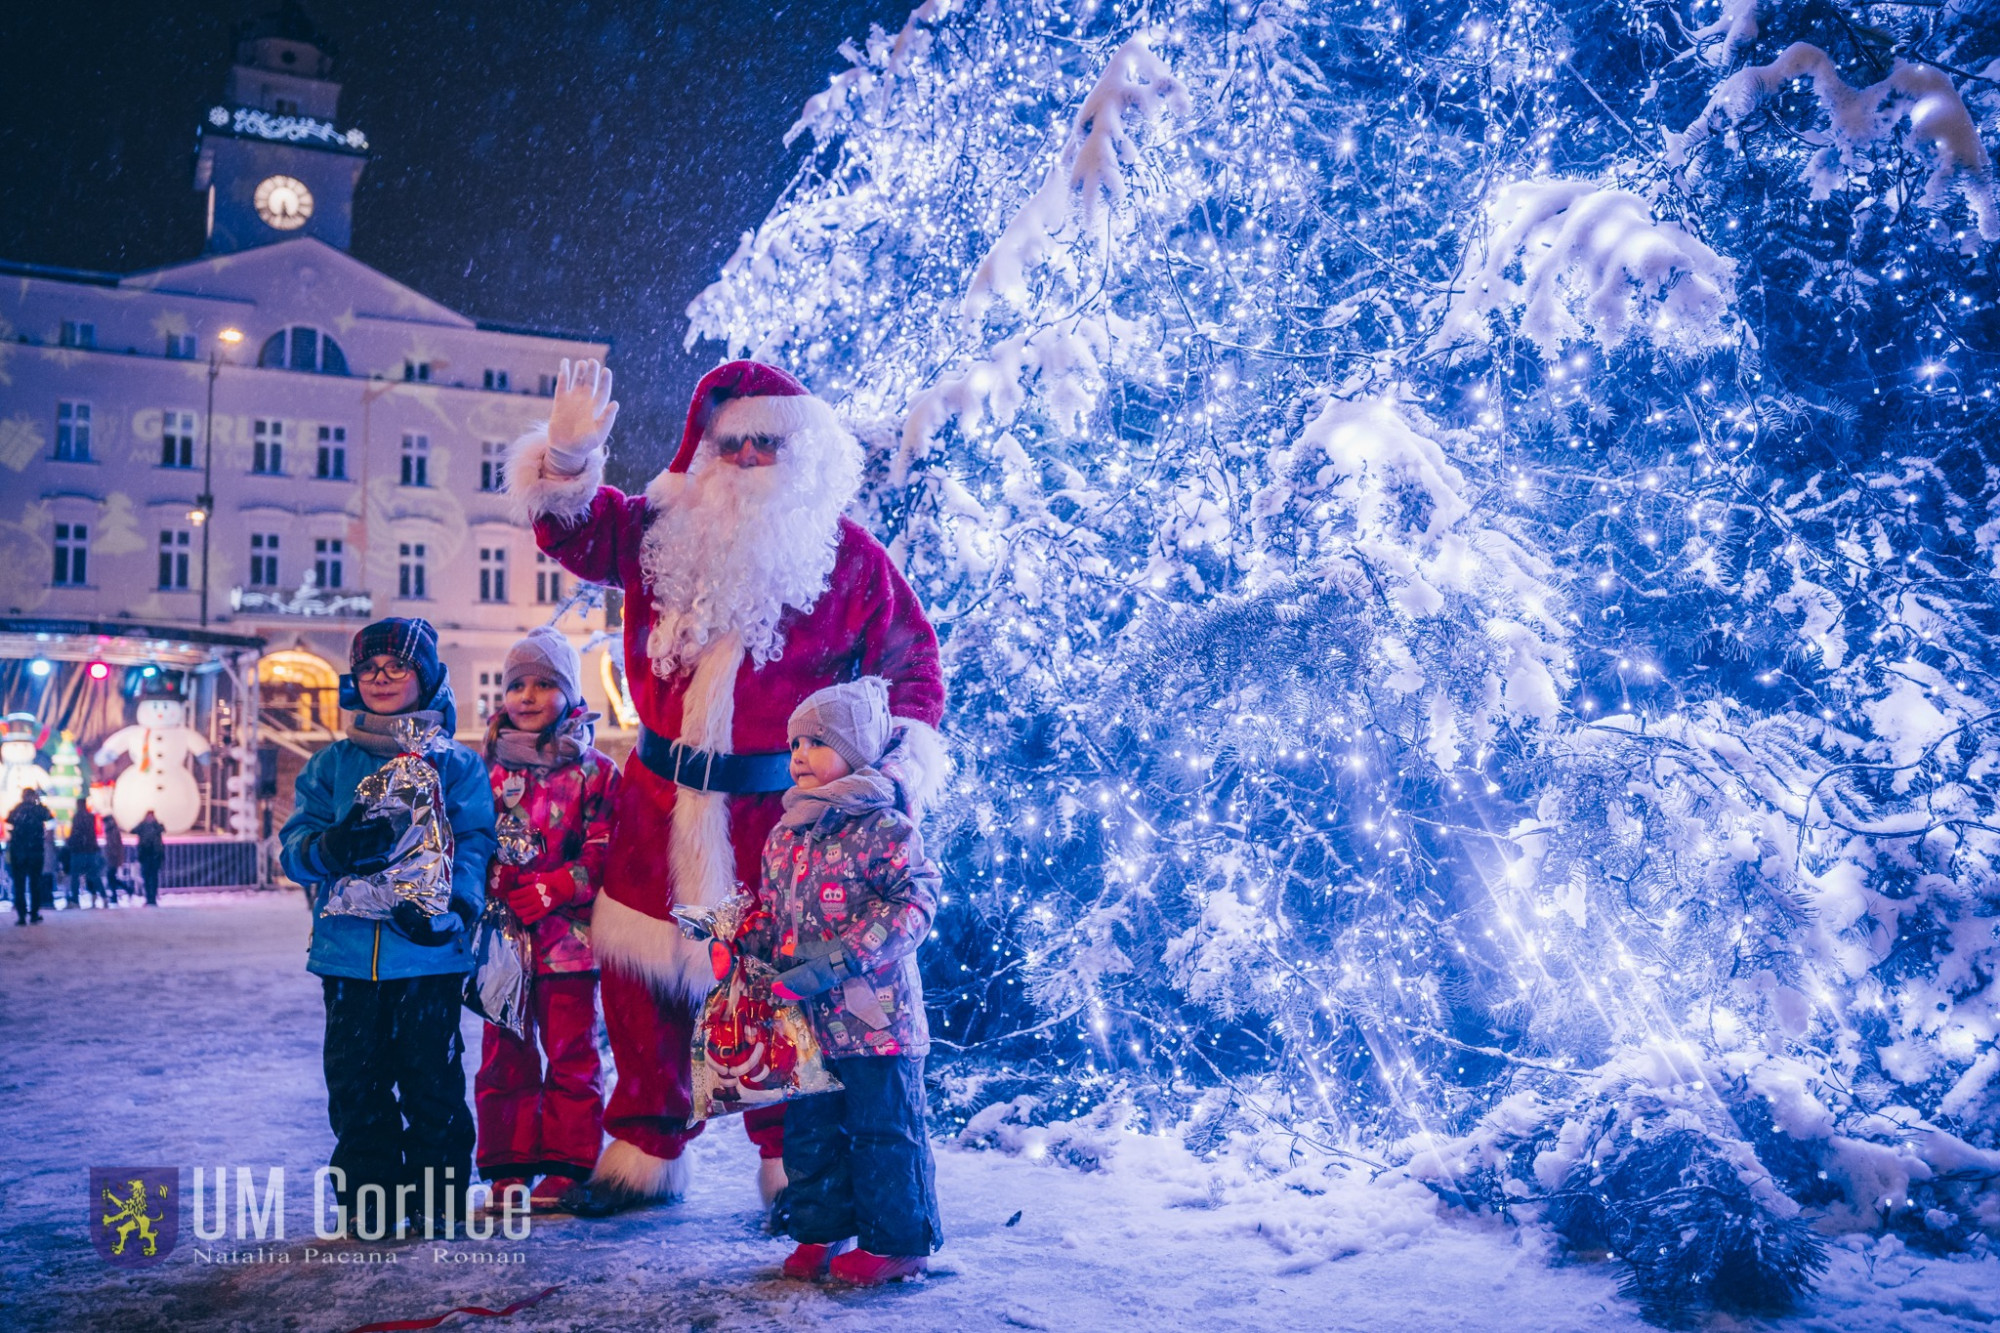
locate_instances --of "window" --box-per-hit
[478,547,507,603]
[483,368,510,391]
[316,425,347,479]
[252,419,285,474]
[479,441,505,492]
[403,359,432,382]
[400,433,429,486]
[257,325,348,375]
[59,320,95,349]
[314,537,344,589]
[398,542,427,599]
[161,411,196,468]
[249,533,280,587]
[55,401,91,461]
[166,333,196,360]
[535,553,563,605]
[158,530,191,590]
[273,97,300,115]
[475,669,504,721]
[53,523,87,586]
[537,373,556,397]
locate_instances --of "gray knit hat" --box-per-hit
[503,625,584,711]
[788,677,892,775]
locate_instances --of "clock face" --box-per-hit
[253,175,314,230]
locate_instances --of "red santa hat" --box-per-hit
[670,360,843,474]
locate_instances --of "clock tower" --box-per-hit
[194,3,368,255]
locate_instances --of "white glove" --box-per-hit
[544,357,619,475]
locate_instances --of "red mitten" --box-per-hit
[489,863,520,896]
[505,874,560,925]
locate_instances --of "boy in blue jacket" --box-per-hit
[282,618,497,1239]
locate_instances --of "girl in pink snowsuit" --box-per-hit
[476,627,618,1211]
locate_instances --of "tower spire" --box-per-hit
[194,2,367,254]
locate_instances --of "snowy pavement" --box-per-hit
[1,894,1995,1332]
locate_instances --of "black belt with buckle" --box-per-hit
[637,725,792,793]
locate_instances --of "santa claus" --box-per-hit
[508,358,945,1215]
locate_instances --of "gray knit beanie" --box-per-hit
[788,677,892,775]
[503,625,584,711]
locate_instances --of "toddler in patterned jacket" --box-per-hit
[714,677,944,1286]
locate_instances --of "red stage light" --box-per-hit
[88,661,110,681]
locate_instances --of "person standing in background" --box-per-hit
[65,809,106,907]
[133,811,167,907]
[7,788,50,924]
[102,813,124,905]
[41,818,61,912]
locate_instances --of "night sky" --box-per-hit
[0,0,908,486]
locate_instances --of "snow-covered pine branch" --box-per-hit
[1443,179,1738,358]
[1666,41,2000,242]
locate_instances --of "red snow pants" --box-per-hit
[598,964,786,1163]
[476,972,605,1178]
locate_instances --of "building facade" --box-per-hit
[0,10,618,762]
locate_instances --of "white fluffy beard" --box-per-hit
[639,426,862,677]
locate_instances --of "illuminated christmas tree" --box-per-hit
[45,732,83,830]
[691,0,2000,1317]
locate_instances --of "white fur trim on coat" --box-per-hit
[589,892,715,1003]
[669,632,746,915]
[708,392,841,442]
[885,717,951,819]
[591,634,747,1002]
[589,1138,690,1201]
[505,424,604,526]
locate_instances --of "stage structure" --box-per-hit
[0,617,266,889]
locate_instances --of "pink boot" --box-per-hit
[828,1248,927,1286]
[781,1238,854,1280]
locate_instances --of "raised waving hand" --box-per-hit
[544,357,620,473]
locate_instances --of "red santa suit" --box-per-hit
[508,360,945,1206]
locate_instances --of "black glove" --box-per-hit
[316,805,399,878]
[391,898,474,947]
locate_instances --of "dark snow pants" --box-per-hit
[321,973,475,1235]
[778,1055,942,1257]
[9,853,38,921]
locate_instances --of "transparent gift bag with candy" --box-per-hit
[319,717,456,921]
[674,898,842,1120]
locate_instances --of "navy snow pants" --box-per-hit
[777,1055,942,1257]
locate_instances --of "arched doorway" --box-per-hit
[258,649,340,739]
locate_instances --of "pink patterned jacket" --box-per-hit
[486,744,619,975]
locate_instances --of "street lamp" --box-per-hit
[198,327,244,627]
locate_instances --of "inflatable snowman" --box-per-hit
[96,684,210,833]
[0,713,51,822]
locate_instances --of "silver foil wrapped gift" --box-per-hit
[494,806,546,868]
[319,717,456,921]
[464,897,533,1038]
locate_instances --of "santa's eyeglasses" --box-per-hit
[713,433,783,458]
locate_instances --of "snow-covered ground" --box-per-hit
[1,894,1994,1332]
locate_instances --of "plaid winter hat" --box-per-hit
[788,677,892,775]
[349,617,444,699]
